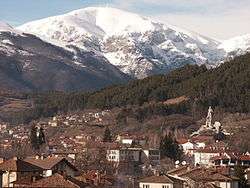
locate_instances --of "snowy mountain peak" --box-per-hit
[69,7,158,36]
[17,7,228,78]
[219,34,250,53]
[18,7,160,41]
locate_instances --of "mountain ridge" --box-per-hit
[17,7,229,79]
[0,22,130,91]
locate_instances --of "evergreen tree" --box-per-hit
[30,125,46,151]
[234,165,247,188]
[160,133,183,161]
[103,127,112,142]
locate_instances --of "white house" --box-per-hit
[143,149,161,165]
[194,148,221,166]
[116,134,147,146]
[139,175,174,188]
[107,147,141,163]
[178,139,197,156]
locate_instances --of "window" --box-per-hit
[162,185,169,188]
[143,185,149,188]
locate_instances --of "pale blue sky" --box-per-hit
[1,0,250,39]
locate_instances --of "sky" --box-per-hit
[0,0,250,40]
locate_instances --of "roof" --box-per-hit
[0,158,43,172]
[194,148,225,153]
[29,173,84,188]
[181,170,234,182]
[202,183,221,188]
[24,157,78,171]
[239,154,250,161]
[167,166,190,176]
[191,135,214,143]
[139,175,174,184]
[210,152,238,161]
[177,138,190,145]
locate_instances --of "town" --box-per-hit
[0,107,249,188]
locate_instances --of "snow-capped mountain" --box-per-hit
[0,21,129,91]
[218,34,250,56]
[18,7,227,78]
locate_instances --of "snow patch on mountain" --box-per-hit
[17,7,230,78]
[219,34,250,53]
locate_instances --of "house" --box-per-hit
[24,156,78,177]
[177,139,197,156]
[139,175,174,188]
[169,166,239,188]
[0,157,43,187]
[116,134,147,146]
[194,148,221,166]
[210,152,238,167]
[107,147,160,165]
[15,173,90,188]
[106,147,141,163]
[50,150,78,162]
[142,149,161,165]
[238,153,250,166]
[139,175,185,188]
[76,170,118,187]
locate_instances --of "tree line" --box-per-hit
[5,53,250,124]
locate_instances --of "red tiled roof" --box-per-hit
[194,148,222,153]
[29,173,82,188]
[140,175,173,184]
[191,135,214,143]
[210,152,238,161]
[238,154,250,161]
[24,157,77,171]
[0,158,43,172]
[177,138,189,145]
[167,166,190,176]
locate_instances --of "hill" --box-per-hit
[3,53,248,124]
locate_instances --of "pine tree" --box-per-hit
[103,127,112,142]
[234,165,247,188]
[30,125,46,151]
[160,133,183,161]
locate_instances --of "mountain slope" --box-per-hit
[13,53,249,124]
[0,21,130,91]
[18,7,226,78]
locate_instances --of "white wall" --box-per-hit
[139,182,173,188]
[107,149,120,162]
[2,171,17,187]
[121,139,134,145]
[107,149,141,162]
[194,152,219,166]
[43,169,53,177]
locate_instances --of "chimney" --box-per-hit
[32,176,36,182]
[154,170,160,176]
[13,157,18,161]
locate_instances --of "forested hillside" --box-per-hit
[2,53,250,124]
